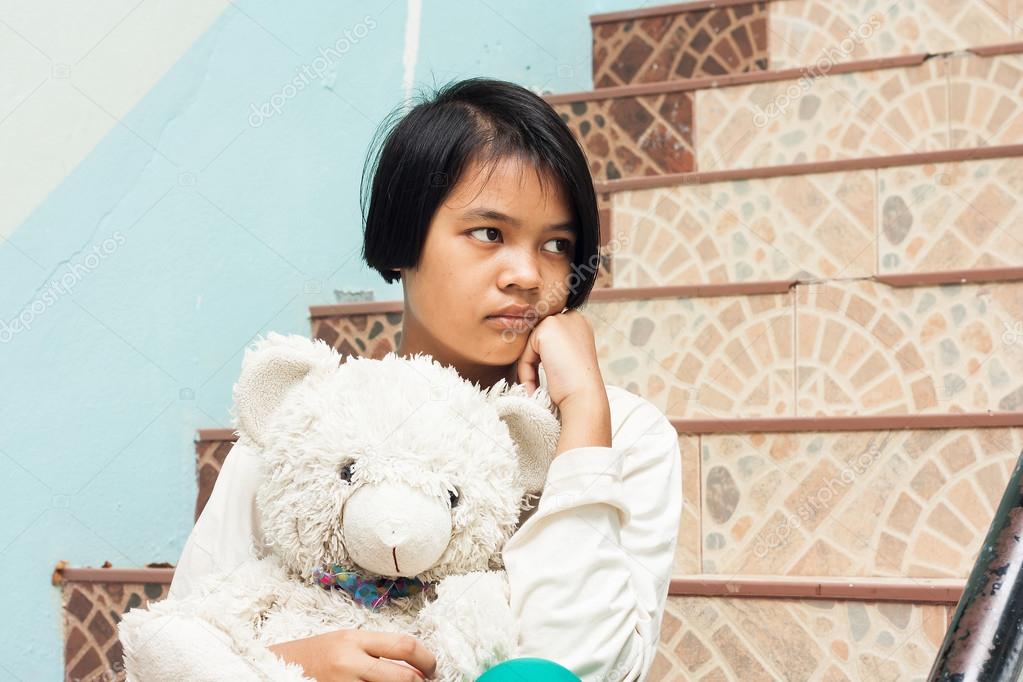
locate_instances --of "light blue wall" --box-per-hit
[0,0,646,678]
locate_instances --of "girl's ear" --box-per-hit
[230,332,340,448]
[486,380,561,495]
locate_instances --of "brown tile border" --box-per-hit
[594,144,1023,193]
[673,412,1023,435]
[590,0,774,24]
[546,53,927,104]
[876,267,1023,287]
[55,566,175,584]
[201,411,1022,442]
[195,429,237,445]
[969,42,1023,57]
[669,575,964,603]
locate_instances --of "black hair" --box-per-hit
[360,77,600,310]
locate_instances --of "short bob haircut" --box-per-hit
[360,77,600,311]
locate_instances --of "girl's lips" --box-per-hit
[485,315,533,331]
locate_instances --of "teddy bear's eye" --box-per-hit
[338,462,355,482]
[448,488,460,508]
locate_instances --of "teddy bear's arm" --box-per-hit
[118,604,312,681]
[415,570,518,681]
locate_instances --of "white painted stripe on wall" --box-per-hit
[0,0,231,241]
[401,0,421,109]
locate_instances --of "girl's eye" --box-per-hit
[469,227,501,243]
[469,228,574,256]
[542,238,574,256]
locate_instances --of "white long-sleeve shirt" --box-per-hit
[168,380,683,681]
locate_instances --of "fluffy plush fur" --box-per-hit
[118,332,561,681]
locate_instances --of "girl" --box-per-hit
[168,77,682,681]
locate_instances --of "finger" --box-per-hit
[359,632,436,679]
[360,656,427,682]
[515,329,541,395]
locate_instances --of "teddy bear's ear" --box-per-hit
[486,380,561,495]
[230,332,340,448]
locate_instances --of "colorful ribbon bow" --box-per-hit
[312,564,428,610]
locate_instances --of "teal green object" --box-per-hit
[476,657,581,681]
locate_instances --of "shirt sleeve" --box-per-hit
[167,439,267,601]
[501,391,683,681]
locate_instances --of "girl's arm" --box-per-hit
[501,387,683,681]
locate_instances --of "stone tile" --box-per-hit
[946,54,1023,148]
[878,157,1023,274]
[676,434,701,575]
[63,580,169,681]
[553,92,695,182]
[696,58,947,171]
[581,292,795,419]
[795,280,1023,415]
[311,311,403,360]
[612,169,875,287]
[592,3,768,88]
[652,596,948,680]
[769,0,1013,70]
[699,428,1023,577]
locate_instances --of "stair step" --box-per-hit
[549,49,1023,181]
[55,565,171,682]
[590,0,1016,89]
[603,149,1023,287]
[653,594,949,680]
[306,277,1023,420]
[674,427,1023,580]
[55,561,959,682]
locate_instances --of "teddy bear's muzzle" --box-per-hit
[343,482,452,578]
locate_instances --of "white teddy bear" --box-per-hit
[118,332,561,681]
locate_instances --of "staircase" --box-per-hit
[56,1,1023,680]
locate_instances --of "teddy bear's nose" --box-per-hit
[376,519,408,546]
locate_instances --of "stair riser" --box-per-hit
[674,428,1023,580]
[608,155,1023,287]
[653,594,950,681]
[308,279,1023,419]
[554,53,1023,181]
[592,0,1017,89]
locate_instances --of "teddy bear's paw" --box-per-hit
[416,571,517,679]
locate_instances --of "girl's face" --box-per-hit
[396,154,578,384]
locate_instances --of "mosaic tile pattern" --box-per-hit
[795,280,1023,415]
[312,311,403,360]
[582,293,795,420]
[194,437,232,522]
[696,58,948,171]
[878,157,1023,274]
[651,595,948,680]
[553,92,695,182]
[701,428,1023,578]
[769,0,1014,70]
[63,580,168,682]
[612,170,876,287]
[676,435,701,576]
[946,54,1023,149]
[591,3,768,88]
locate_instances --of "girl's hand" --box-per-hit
[267,629,436,681]
[514,309,606,412]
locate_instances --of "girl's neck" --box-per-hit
[395,323,517,390]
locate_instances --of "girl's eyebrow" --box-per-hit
[460,207,575,232]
